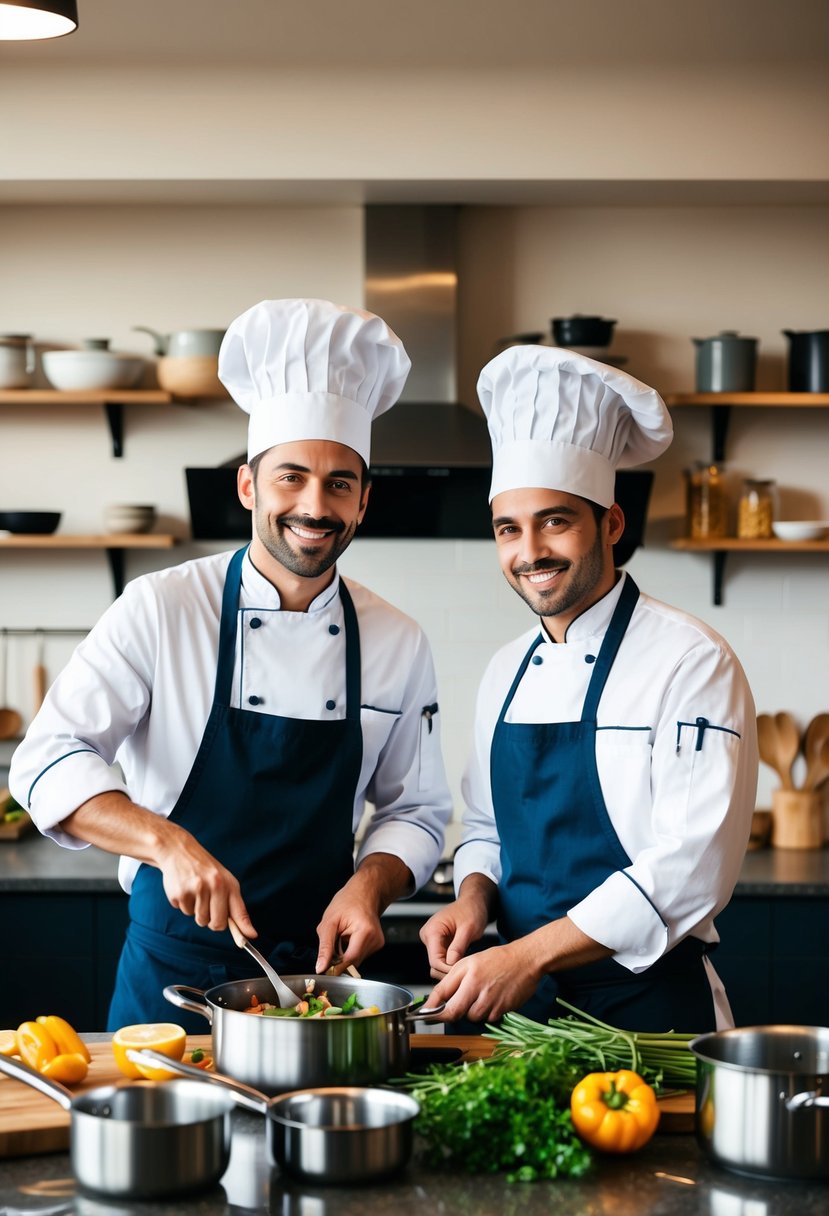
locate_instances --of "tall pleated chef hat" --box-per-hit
[477,345,673,507]
[218,298,411,464]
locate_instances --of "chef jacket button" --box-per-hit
[325,699,336,710]
[328,624,340,635]
[531,655,543,666]
[248,695,262,706]
[250,617,262,629]
[585,654,596,664]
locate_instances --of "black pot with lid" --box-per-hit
[551,315,616,348]
[782,329,829,392]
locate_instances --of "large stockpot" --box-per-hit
[0,1051,234,1199]
[690,1025,829,1180]
[165,975,442,1094]
[783,329,829,392]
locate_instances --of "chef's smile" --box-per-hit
[280,515,344,545]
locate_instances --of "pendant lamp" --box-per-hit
[0,0,78,39]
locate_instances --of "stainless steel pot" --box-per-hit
[693,331,757,392]
[690,1025,829,1180]
[137,1049,420,1183]
[0,1052,234,1199]
[165,975,442,1094]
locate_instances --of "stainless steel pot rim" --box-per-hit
[268,1086,420,1130]
[205,974,419,1016]
[690,1024,829,1074]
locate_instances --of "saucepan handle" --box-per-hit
[404,998,446,1024]
[0,1050,74,1110]
[127,1049,270,1115]
[784,1090,829,1111]
[163,984,214,1025]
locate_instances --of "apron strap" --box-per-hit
[338,579,361,722]
[496,633,545,727]
[580,574,640,723]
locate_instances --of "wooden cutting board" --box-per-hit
[0,1033,694,1159]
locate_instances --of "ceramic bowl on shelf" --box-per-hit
[42,350,144,392]
[771,521,829,541]
[0,511,61,534]
[103,504,157,535]
[157,356,226,399]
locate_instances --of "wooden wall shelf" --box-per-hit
[665,392,829,462]
[0,390,173,458]
[669,537,829,604]
[0,533,177,598]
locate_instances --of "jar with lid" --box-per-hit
[685,462,728,539]
[737,478,776,539]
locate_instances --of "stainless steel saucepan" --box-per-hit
[165,974,443,1093]
[0,1052,234,1199]
[690,1024,829,1180]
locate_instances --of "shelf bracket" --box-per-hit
[103,402,124,458]
[712,550,727,606]
[104,548,125,598]
[711,404,731,463]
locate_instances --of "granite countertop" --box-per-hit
[1,1111,825,1216]
[2,830,829,896]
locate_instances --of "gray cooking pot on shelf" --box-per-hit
[164,975,443,1094]
[693,331,757,392]
[0,1051,233,1199]
[690,1024,829,1180]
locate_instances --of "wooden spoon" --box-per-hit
[803,724,829,791]
[0,631,22,741]
[757,714,786,785]
[773,711,800,791]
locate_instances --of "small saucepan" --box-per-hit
[690,1024,829,1180]
[0,1052,233,1199]
[136,1049,420,1183]
[164,974,443,1094]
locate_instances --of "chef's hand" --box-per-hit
[419,873,496,978]
[156,824,257,937]
[315,853,413,974]
[426,938,544,1023]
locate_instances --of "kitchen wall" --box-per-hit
[2,200,828,835]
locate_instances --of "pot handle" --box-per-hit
[784,1090,829,1112]
[127,1049,270,1115]
[404,998,446,1024]
[163,984,213,1025]
[0,1051,74,1110]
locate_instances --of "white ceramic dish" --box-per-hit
[42,350,144,392]
[772,521,829,541]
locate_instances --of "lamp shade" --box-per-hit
[0,0,78,39]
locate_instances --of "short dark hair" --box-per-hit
[585,497,609,526]
[247,450,370,489]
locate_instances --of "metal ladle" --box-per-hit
[227,916,301,1007]
[0,630,23,741]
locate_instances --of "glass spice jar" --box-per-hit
[737,478,776,539]
[686,462,728,539]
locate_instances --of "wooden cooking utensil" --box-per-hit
[757,714,786,785]
[802,713,829,791]
[0,630,22,741]
[773,711,800,790]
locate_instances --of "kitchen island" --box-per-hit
[0,1107,824,1216]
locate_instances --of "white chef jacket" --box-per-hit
[10,550,452,896]
[454,573,759,973]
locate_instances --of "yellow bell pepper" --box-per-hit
[17,1016,89,1085]
[570,1069,660,1153]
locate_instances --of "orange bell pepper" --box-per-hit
[570,1069,660,1153]
[17,1016,89,1085]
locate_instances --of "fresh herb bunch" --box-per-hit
[487,999,698,1091]
[406,1049,592,1183]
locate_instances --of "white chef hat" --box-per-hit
[477,345,673,506]
[218,298,411,464]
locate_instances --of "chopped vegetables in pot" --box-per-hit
[243,980,380,1018]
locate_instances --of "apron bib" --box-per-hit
[108,548,362,1031]
[490,575,716,1033]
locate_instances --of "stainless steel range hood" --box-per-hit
[365,205,490,468]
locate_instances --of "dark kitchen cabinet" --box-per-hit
[714,894,828,1027]
[0,891,129,1030]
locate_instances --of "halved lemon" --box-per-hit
[0,1029,18,1057]
[112,1022,186,1081]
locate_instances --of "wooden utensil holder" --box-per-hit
[771,788,824,849]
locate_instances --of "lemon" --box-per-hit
[112,1022,186,1080]
[41,1051,89,1085]
[0,1029,18,1057]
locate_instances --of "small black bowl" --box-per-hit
[0,511,62,534]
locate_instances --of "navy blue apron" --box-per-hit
[108,547,362,1032]
[490,575,715,1033]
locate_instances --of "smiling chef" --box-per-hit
[10,298,452,1031]
[420,345,759,1032]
